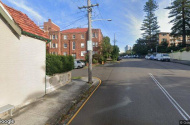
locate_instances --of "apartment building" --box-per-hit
[158,32,190,46]
[43,19,103,60]
[125,45,132,52]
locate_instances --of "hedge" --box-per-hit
[46,54,74,75]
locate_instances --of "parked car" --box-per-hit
[156,53,170,61]
[74,60,84,69]
[117,57,122,61]
[150,54,156,60]
[145,55,151,59]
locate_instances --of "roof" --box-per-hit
[0,1,49,39]
[159,32,170,34]
[62,28,88,33]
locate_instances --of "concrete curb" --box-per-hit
[171,60,190,66]
[66,77,102,125]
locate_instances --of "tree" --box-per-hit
[133,38,148,55]
[165,0,190,46]
[141,0,160,49]
[126,50,132,55]
[111,45,120,60]
[100,36,113,61]
[157,41,168,53]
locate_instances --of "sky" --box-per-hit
[2,0,173,52]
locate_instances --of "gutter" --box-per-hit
[22,31,51,43]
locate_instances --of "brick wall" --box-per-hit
[44,19,103,60]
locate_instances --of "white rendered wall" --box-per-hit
[0,17,46,107]
[170,51,190,61]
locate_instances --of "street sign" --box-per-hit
[87,40,93,51]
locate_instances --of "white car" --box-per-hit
[74,60,84,69]
[145,55,150,59]
[156,53,170,61]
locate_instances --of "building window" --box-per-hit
[72,54,76,59]
[96,42,98,47]
[81,43,85,48]
[53,35,55,39]
[73,35,76,39]
[81,51,86,56]
[53,43,56,48]
[64,35,67,40]
[72,41,76,50]
[92,33,95,38]
[52,52,57,55]
[56,35,58,39]
[162,34,167,36]
[64,43,67,48]
[81,34,84,39]
[63,52,67,56]
[93,42,95,47]
[95,33,98,38]
[162,38,167,42]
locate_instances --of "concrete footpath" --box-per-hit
[171,59,190,66]
[3,77,100,125]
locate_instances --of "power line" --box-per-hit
[93,0,112,37]
[62,15,86,30]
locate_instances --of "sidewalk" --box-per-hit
[171,59,190,66]
[3,77,100,125]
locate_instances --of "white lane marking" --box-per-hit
[150,73,190,119]
[149,73,190,120]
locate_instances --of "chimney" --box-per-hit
[48,19,51,22]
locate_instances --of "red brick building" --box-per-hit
[43,19,103,60]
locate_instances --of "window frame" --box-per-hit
[73,34,76,39]
[72,41,76,50]
[64,35,67,40]
[81,43,85,48]
[64,43,67,48]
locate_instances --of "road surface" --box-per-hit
[71,59,190,125]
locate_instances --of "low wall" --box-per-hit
[169,51,190,61]
[46,71,71,94]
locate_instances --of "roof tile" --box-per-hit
[1,1,49,39]
[62,28,88,33]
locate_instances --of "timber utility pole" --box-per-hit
[114,33,116,46]
[79,0,99,83]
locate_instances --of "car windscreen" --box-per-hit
[163,54,169,56]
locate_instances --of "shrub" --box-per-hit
[46,54,74,75]
[92,59,98,64]
[186,46,190,52]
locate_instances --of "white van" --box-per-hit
[156,53,170,61]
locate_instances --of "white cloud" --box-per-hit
[156,0,172,32]
[7,0,45,23]
[123,13,143,40]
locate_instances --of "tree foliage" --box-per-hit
[111,45,120,61]
[133,39,148,55]
[101,36,113,61]
[165,0,190,46]
[141,0,160,43]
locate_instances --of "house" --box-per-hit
[0,1,50,109]
[44,19,103,60]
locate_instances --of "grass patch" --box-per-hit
[72,76,82,80]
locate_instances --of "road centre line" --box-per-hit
[149,73,190,121]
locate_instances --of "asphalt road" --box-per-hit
[70,59,190,125]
